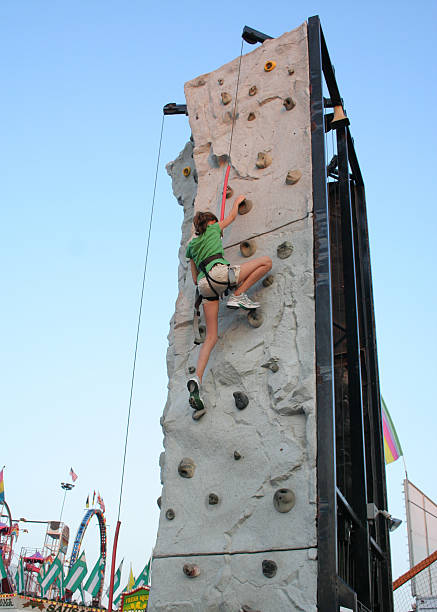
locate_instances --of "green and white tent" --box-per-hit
[39,556,63,595]
[84,555,104,598]
[15,558,24,594]
[65,552,87,594]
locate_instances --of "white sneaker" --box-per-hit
[227,293,260,310]
[187,376,204,412]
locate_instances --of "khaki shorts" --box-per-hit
[198,263,240,299]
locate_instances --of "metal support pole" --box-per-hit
[107,520,121,612]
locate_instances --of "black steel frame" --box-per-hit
[308,15,393,611]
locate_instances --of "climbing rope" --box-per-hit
[116,114,165,523]
[220,39,245,221]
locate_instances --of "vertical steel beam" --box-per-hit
[352,182,394,610]
[308,15,338,611]
[336,127,371,606]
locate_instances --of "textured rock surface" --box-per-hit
[150,22,316,611]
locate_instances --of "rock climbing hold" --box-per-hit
[157,496,162,509]
[226,185,233,199]
[198,324,206,342]
[178,458,196,479]
[255,151,272,169]
[248,85,257,96]
[221,92,232,105]
[287,66,295,75]
[283,97,296,111]
[240,240,257,257]
[208,493,219,505]
[262,275,274,287]
[183,564,200,578]
[247,112,256,121]
[165,508,175,520]
[238,199,253,215]
[233,391,249,410]
[262,560,278,578]
[182,166,191,177]
[273,488,296,513]
[247,310,263,328]
[285,169,302,185]
[264,60,276,72]
[188,366,196,374]
[261,359,279,373]
[234,451,242,460]
[192,408,206,421]
[277,241,293,259]
[240,606,261,612]
[218,78,224,85]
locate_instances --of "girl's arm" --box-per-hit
[219,195,246,231]
[190,259,198,285]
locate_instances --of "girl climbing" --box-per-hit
[186,195,272,419]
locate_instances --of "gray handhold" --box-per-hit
[262,560,278,578]
[234,451,242,460]
[285,169,302,185]
[221,92,232,105]
[226,185,233,199]
[165,508,175,520]
[247,112,256,121]
[256,151,272,169]
[178,457,196,479]
[249,85,257,96]
[240,606,261,612]
[277,241,293,259]
[192,408,206,421]
[262,275,274,287]
[157,496,162,509]
[247,310,263,328]
[261,359,279,372]
[238,199,253,215]
[240,240,257,257]
[233,391,249,410]
[208,493,219,505]
[218,78,224,85]
[183,563,200,578]
[287,66,295,75]
[273,488,296,513]
[188,366,196,374]
[283,97,296,111]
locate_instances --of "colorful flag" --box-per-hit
[70,468,78,482]
[64,552,87,594]
[127,565,135,591]
[15,558,24,593]
[382,397,403,464]
[10,523,19,540]
[86,495,89,509]
[106,559,123,598]
[133,559,150,589]
[97,492,105,514]
[40,555,63,593]
[84,555,104,597]
[92,491,96,506]
[0,553,7,580]
[0,469,4,503]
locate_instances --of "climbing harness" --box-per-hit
[219,39,245,222]
[193,253,238,344]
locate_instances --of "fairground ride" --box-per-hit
[0,500,15,593]
[69,509,107,605]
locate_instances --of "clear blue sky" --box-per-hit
[1,0,436,595]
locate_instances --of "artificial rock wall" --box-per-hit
[149,22,317,612]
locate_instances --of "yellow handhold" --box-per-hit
[183,166,191,177]
[264,60,276,72]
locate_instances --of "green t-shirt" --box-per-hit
[185,222,229,281]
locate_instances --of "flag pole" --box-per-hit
[107,520,121,611]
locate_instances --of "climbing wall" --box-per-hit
[149,22,317,611]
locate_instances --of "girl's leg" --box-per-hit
[234,256,272,296]
[196,299,219,383]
